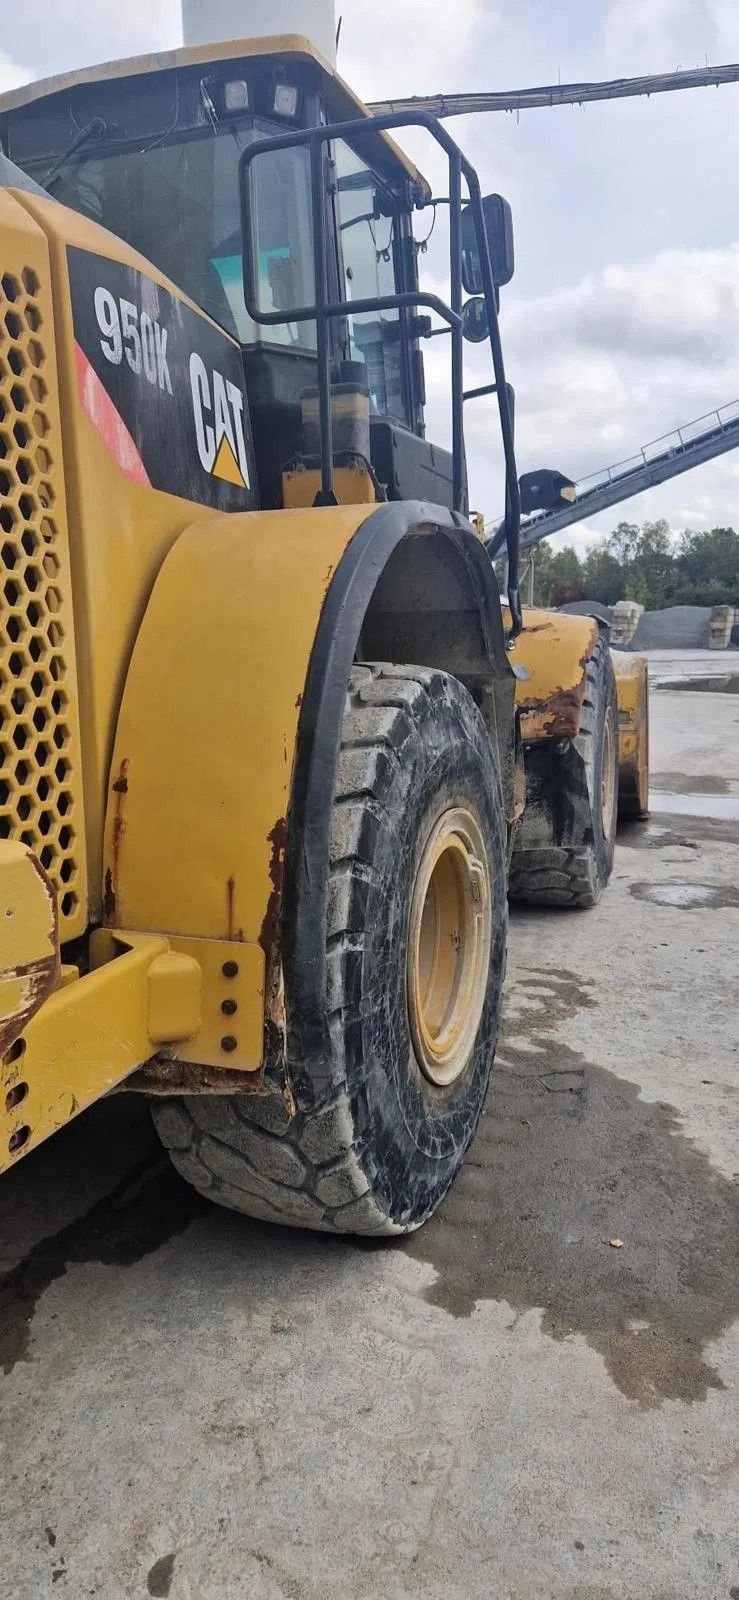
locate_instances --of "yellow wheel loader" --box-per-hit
[0,35,648,1232]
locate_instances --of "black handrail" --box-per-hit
[239,108,521,630]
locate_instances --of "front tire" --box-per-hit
[153,664,508,1235]
[508,632,618,908]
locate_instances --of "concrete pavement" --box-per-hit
[1,687,737,1600]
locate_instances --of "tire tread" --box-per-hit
[509,634,617,909]
[154,663,492,1236]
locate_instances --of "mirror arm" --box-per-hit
[463,169,522,635]
[449,151,465,515]
[310,139,335,506]
[464,381,497,401]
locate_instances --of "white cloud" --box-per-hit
[41,0,181,56]
[706,0,739,53]
[504,244,739,473]
[339,0,498,102]
[511,247,739,368]
[423,242,739,537]
[0,50,33,94]
[337,0,504,195]
[603,0,695,61]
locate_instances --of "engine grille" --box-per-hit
[0,257,85,939]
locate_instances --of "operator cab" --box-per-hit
[0,38,453,509]
[0,34,575,631]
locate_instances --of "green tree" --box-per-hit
[623,519,674,608]
[582,544,626,605]
[607,521,641,564]
[531,543,584,606]
[515,520,738,612]
[673,526,739,606]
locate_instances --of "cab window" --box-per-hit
[333,141,410,427]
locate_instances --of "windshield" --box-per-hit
[49,121,317,351]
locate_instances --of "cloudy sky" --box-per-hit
[2,0,739,549]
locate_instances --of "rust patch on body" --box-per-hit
[517,641,596,741]
[102,868,116,925]
[0,853,60,1063]
[518,683,585,740]
[104,758,129,926]
[259,817,289,1063]
[259,817,288,960]
[123,1058,266,1095]
[0,952,58,1065]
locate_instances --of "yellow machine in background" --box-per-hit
[0,35,647,1231]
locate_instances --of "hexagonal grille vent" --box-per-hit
[0,267,79,931]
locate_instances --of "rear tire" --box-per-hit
[152,664,507,1235]
[508,632,618,909]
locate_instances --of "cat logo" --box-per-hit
[189,352,251,490]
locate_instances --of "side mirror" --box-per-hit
[461,194,514,296]
[519,468,577,515]
[462,296,491,342]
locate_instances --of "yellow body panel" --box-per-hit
[150,935,265,1072]
[0,930,202,1171]
[612,651,650,817]
[282,465,377,508]
[103,503,376,1071]
[510,607,599,740]
[12,191,229,919]
[0,190,88,938]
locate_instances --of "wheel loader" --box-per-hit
[0,34,648,1233]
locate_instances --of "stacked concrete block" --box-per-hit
[611,601,644,647]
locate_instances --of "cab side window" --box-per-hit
[334,141,410,427]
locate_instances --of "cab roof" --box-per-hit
[0,33,430,196]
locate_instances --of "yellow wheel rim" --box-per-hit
[601,705,617,838]
[407,807,492,1088]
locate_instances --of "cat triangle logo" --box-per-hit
[212,433,246,487]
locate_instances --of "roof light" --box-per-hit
[272,81,300,118]
[223,78,250,113]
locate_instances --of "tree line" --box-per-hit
[529,521,739,610]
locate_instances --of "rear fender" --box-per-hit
[612,651,650,818]
[512,608,600,740]
[104,501,514,1082]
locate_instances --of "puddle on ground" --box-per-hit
[0,1153,207,1375]
[621,814,739,850]
[649,791,739,822]
[406,966,739,1408]
[651,772,730,795]
[147,1553,177,1597]
[630,880,739,909]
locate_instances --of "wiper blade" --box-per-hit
[43,116,106,191]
